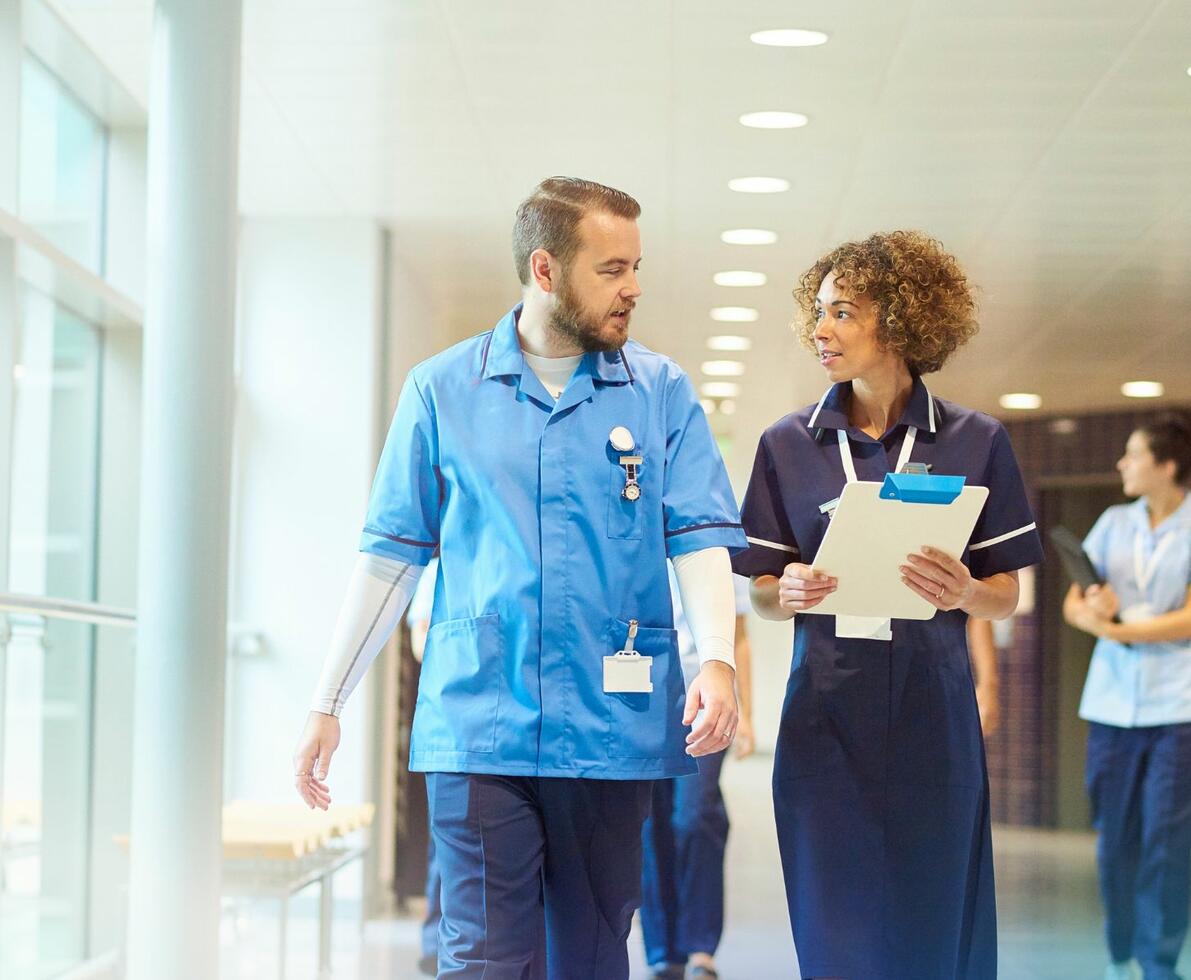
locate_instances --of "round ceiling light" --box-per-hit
[739,111,809,129]
[728,176,790,194]
[721,228,778,245]
[1121,380,1165,398]
[999,393,1042,411]
[750,29,829,47]
[710,307,759,322]
[707,335,753,351]
[713,271,767,287]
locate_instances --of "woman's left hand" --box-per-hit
[901,547,976,612]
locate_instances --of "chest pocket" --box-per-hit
[607,456,645,540]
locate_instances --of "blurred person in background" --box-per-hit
[1064,414,1191,980]
[640,573,754,980]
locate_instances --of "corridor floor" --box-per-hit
[224,753,1191,979]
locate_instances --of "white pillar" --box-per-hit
[125,1,242,977]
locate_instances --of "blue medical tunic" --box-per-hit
[362,305,746,780]
[732,378,1043,980]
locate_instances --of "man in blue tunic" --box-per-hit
[292,177,747,978]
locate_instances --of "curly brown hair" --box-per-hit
[792,230,978,375]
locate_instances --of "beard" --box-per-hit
[548,273,629,354]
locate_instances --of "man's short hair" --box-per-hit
[513,177,641,285]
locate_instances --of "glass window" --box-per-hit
[8,288,103,602]
[2,289,104,976]
[19,55,108,274]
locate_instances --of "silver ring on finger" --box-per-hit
[936,584,946,600]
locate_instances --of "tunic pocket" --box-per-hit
[605,619,684,760]
[415,613,502,753]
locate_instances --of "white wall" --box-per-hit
[226,217,383,805]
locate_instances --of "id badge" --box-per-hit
[603,653,653,693]
[835,614,893,642]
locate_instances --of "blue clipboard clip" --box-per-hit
[879,472,966,505]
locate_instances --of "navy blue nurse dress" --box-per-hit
[732,378,1043,980]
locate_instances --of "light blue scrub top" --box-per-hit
[361,305,747,778]
[1079,494,1191,727]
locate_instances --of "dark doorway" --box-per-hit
[1039,480,1127,830]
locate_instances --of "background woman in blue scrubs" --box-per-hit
[1064,414,1191,980]
[732,231,1043,979]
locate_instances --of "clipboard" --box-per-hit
[806,473,989,621]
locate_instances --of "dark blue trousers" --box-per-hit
[426,773,653,979]
[421,835,442,960]
[1087,722,1191,980]
[639,749,729,967]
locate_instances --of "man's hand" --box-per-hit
[733,714,756,759]
[683,661,738,757]
[292,711,340,810]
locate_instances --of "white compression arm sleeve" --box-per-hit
[310,553,424,717]
[672,546,737,672]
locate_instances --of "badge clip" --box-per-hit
[619,455,643,502]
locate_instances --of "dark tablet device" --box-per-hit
[1048,526,1103,590]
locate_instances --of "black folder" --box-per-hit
[1048,526,1103,590]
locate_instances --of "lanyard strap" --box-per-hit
[837,426,918,485]
[1134,530,1175,596]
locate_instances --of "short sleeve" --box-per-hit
[966,424,1044,578]
[1081,510,1113,580]
[661,371,747,559]
[359,373,441,565]
[731,432,800,578]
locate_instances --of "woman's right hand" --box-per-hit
[1083,584,1120,620]
[778,562,838,611]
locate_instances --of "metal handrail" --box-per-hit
[0,592,136,629]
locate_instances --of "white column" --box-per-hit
[125,0,242,977]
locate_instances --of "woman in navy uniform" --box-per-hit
[732,231,1043,979]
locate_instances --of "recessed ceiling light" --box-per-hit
[700,398,716,415]
[707,335,753,351]
[710,307,759,322]
[714,270,767,287]
[1049,418,1079,436]
[750,29,829,48]
[13,363,25,380]
[719,399,737,416]
[999,393,1042,410]
[1186,66,1191,77]
[721,228,778,245]
[739,111,809,130]
[701,381,740,399]
[702,360,746,377]
[1122,380,1165,398]
[728,176,790,194]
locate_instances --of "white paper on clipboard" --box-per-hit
[806,480,990,621]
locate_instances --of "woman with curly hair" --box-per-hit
[732,231,1043,979]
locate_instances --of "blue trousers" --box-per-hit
[639,749,729,967]
[1087,722,1191,980]
[426,773,653,979]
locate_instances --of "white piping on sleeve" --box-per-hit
[969,522,1037,552]
[746,536,798,554]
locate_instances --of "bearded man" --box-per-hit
[293,177,745,978]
